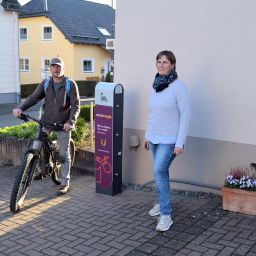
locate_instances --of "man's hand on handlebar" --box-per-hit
[13,108,22,118]
[63,123,73,132]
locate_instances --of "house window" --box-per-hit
[19,27,28,41]
[41,58,51,79]
[97,27,111,36]
[19,58,29,71]
[83,59,94,73]
[42,26,52,40]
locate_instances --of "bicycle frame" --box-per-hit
[20,114,64,173]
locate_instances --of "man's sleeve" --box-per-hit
[68,80,80,125]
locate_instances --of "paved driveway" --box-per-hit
[0,166,255,256]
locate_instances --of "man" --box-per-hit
[13,57,80,195]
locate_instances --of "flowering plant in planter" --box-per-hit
[222,165,256,215]
[224,166,256,191]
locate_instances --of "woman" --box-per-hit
[144,50,190,232]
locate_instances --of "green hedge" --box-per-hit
[0,118,87,146]
[21,84,38,98]
[0,105,94,145]
[76,80,97,97]
[21,80,97,98]
[80,105,94,122]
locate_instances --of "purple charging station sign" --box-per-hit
[95,105,113,189]
[95,82,123,196]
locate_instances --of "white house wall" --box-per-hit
[0,2,20,103]
[115,0,256,189]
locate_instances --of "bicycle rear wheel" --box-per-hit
[10,153,38,213]
[51,139,75,185]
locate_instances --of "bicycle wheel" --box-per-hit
[51,139,75,185]
[10,153,38,213]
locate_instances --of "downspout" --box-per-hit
[13,11,20,103]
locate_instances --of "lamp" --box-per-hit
[129,135,140,148]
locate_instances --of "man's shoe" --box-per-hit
[156,215,173,232]
[57,185,70,195]
[148,203,160,216]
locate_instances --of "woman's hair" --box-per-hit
[156,50,176,70]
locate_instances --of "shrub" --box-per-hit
[105,72,111,82]
[75,80,97,97]
[80,105,94,122]
[0,116,89,146]
[20,84,38,98]
[0,121,37,139]
[71,117,87,146]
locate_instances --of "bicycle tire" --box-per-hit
[51,139,75,185]
[10,153,37,213]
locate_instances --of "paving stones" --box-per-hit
[0,166,255,255]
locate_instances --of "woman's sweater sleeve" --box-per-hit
[175,84,191,148]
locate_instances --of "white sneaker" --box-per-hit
[156,215,173,232]
[148,203,160,216]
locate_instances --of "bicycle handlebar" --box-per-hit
[19,113,64,130]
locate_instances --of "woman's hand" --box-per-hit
[143,139,149,150]
[174,147,184,156]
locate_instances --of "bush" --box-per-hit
[71,117,87,146]
[0,121,37,139]
[21,84,38,98]
[80,105,94,122]
[74,80,97,97]
[0,115,88,145]
[105,72,111,82]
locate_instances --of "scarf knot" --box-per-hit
[152,69,178,92]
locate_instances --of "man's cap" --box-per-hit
[50,57,64,67]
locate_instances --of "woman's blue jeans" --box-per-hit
[149,142,176,216]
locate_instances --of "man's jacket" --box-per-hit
[18,77,80,126]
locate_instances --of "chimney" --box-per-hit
[44,0,48,11]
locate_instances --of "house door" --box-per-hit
[104,59,113,78]
[41,58,51,79]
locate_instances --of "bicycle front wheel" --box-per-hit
[10,153,38,213]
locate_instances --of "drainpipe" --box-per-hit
[13,11,20,103]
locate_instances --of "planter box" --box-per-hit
[0,136,30,166]
[222,187,256,216]
[0,136,95,174]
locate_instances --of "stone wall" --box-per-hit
[0,136,30,166]
[0,136,95,174]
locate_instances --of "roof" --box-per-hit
[19,0,115,46]
[1,0,22,11]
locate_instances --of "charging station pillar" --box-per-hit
[95,82,124,196]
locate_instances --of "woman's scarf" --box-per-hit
[152,69,178,92]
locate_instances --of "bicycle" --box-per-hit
[95,155,112,186]
[10,113,75,213]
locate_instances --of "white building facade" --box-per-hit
[114,0,256,191]
[0,0,21,104]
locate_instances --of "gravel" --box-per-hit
[122,182,221,199]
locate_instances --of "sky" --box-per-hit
[18,0,116,9]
